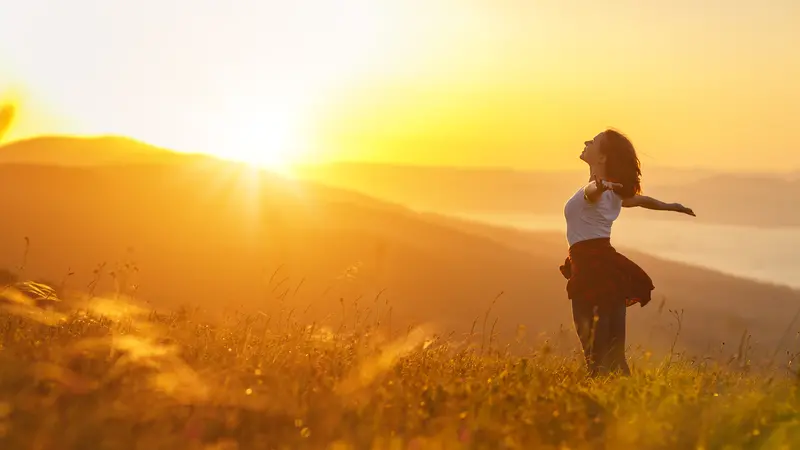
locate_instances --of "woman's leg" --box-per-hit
[572,299,630,377]
[602,300,631,376]
[571,299,608,377]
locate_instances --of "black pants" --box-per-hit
[571,298,631,377]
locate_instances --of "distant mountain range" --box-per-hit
[0,134,797,362]
[293,161,800,227]
[2,136,798,227]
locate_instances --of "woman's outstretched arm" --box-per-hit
[622,195,695,216]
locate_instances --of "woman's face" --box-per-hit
[580,131,607,167]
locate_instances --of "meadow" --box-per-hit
[1,282,799,450]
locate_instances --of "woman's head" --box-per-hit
[580,129,642,198]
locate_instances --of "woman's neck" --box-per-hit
[588,165,607,181]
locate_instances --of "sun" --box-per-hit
[224,126,294,174]
[1,0,398,174]
[208,106,309,176]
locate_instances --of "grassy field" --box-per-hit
[1,288,799,450]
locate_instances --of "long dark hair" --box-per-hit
[601,129,642,198]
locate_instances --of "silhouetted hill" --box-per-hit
[295,162,800,227]
[0,135,210,167]
[0,147,797,362]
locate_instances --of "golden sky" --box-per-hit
[1,0,798,172]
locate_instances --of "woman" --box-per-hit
[559,129,695,377]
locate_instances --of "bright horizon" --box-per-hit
[1,0,798,172]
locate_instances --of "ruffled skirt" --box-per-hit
[559,237,654,307]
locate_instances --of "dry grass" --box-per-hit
[1,285,799,450]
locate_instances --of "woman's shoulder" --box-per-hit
[607,190,624,203]
[603,190,623,206]
[595,190,623,216]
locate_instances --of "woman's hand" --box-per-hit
[594,175,623,192]
[585,175,624,202]
[673,203,696,216]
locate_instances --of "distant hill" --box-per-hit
[294,161,722,185]
[0,137,797,363]
[623,175,800,227]
[295,162,800,227]
[0,135,210,167]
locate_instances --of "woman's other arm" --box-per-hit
[621,195,695,216]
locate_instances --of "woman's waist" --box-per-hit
[567,237,616,258]
[565,223,614,247]
[560,238,617,279]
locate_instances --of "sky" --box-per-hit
[0,0,798,172]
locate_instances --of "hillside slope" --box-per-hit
[0,137,797,361]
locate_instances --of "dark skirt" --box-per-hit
[559,237,654,307]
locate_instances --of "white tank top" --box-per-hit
[563,185,622,247]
